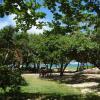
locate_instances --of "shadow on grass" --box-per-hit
[88,83,100,93]
[41,72,100,84]
[21,77,28,86]
[60,73,87,84]
[40,73,88,84]
[0,92,100,100]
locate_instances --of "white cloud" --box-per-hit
[27,25,51,34]
[0,15,51,34]
[27,18,51,34]
[0,14,16,29]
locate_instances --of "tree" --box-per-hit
[15,32,32,68]
[0,26,19,66]
[36,34,72,76]
[0,0,46,31]
[67,33,99,69]
[44,0,97,35]
[47,0,99,30]
[44,0,100,70]
[0,65,22,93]
[28,34,43,70]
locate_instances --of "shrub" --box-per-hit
[0,66,22,93]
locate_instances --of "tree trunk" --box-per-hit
[3,50,9,64]
[37,61,40,73]
[77,62,80,71]
[60,60,64,76]
[33,62,36,73]
[26,61,29,68]
[95,63,100,69]
[86,63,88,69]
[63,62,69,72]
[44,63,48,69]
[49,62,53,76]
[50,62,53,70]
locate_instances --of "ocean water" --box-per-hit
[67,62,93,67]
[39,62,93,68]
[28,61,93,69]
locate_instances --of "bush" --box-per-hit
[0,66,22,93]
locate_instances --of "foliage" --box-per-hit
[44,0,99,34]
[0,26,18,66]
[0,0,100,73]
[0,0,46,31]
[68,34,98,60]
[0,65,22,93]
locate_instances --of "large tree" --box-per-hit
[44,0,99,35]
[0,0,46,31]
[0,26,19,66]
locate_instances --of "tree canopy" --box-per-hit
[0,0,100,77]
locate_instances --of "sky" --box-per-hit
[0,0,3,4]
[0,0,53,33]
[0,14,16,29]
[0,0,98,33]
[0,13,52,34]
[0,11,52,34]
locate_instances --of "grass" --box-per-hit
[0,74,100,100]
[21,74,80,96]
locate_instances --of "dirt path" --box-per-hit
[65,74,100,95]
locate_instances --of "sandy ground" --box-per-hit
[64,73,100,95]
[67,82,99,94]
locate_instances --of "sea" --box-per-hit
[34,61,94,69]
[24,60,94,70]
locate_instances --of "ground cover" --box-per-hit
[21,74,80,95]
[0,73,100,100]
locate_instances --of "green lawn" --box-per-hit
[21,74,80,96]
[0,74,100,100]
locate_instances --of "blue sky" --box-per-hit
[0,0,53,33]
[0,0,97,33]
[0,0,3,4]
[0,14,16,29]
[39,7,53,22]
[0,12,52,34]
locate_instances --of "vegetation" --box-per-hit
[0,66,22,93]
[0,74,100,100]
[21,74,80,95]
[0,0,100,99]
